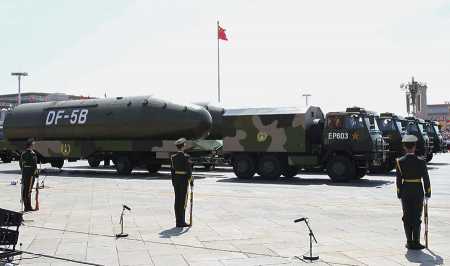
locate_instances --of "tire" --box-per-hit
[50,159,64,169]
[354,168,366,179]
[232,154,256,179]
[426,153,433,163]
[88,158,101,167]
[326,155,355,182]
[146,163,162,173]
[257,155,282,179]
[282,166,299,178]
[203,164,212,171]
[1,156,12,163]
[115,156,133,175]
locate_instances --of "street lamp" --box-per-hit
[302,93,312,107]
[11,72,28,105]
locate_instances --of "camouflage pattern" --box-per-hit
[3,138,222,166]
[222,106,324,154]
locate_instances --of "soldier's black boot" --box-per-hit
[403,224,413,249]
[412,225,425,250]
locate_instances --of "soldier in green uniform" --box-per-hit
[396,135,431,249]
[170,138,192,227]
[20,139,38,212]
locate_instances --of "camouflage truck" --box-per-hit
[424,120,447,159]
[222,106,387,182]
[372,112,406,173]
[401,117,432,160]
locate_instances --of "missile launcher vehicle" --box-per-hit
[401,117,432,161]
[424,120,447,159]
[372,112,406,173]
[221,106,387,182]
[3,96,213,174]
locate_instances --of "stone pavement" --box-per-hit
[0,154,449,265]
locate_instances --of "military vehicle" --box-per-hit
[401,117,432,160]
[3,96,213,174]
[373,112,406,173]
[221,106,387,182]
[424,120,447,157]
[0,109,19,163]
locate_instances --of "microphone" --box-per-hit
[123,205,131,211]
[294,217,307,223]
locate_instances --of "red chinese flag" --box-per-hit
[218,25,228,41]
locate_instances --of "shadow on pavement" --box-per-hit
[427,162,449,166]
[0,168,209,181]
[217,175,394,187]
[159,227,190,238]
[405,248,444,265]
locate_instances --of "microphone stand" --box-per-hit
[303,218,319,261]
[295,218,319,261]
[115,205,129,238]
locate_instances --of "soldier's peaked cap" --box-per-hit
[174,138,186,146]
[402,134,418,143]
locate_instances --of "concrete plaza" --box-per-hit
[0,154,449,265]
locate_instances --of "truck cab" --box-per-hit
[402,117,432,160]
[322,107,387,180]
[424,120,447,157]
[373,112,405,172]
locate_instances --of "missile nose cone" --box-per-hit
[190,105,212,138]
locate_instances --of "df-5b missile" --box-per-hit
[4,96,212,141]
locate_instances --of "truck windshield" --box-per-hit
[433,125,441,135]
[406,122,419,134]
[378,118,396,131]
[425,124,435,135]
[327,116,364,130]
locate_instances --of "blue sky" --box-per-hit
[1,0,449,114]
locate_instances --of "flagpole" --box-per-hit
[217,20,221,103]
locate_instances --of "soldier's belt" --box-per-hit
[403,179,422,183]
[175,171,187,175]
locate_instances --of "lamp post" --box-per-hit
[302,93,311,107]
[11,72,28,105]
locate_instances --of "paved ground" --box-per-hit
[0,154,449,266]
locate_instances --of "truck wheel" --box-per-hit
[203,164,212,171]
[1,156,12,163]
[115,156,133,175]
[426,153,433,163]
[88,158,101,167]
[51,159,64,169]
[146,163,162,173]
[282,166,298,178]
[354,168,366,179]
[257,155,282,179]
[232,154,256,179]
[326,156,355,182]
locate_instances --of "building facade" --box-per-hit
[0,92,91,109]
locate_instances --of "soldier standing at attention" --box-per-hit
[20,139,38,212]
[396,135,431,249]
[170,138,192,227]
